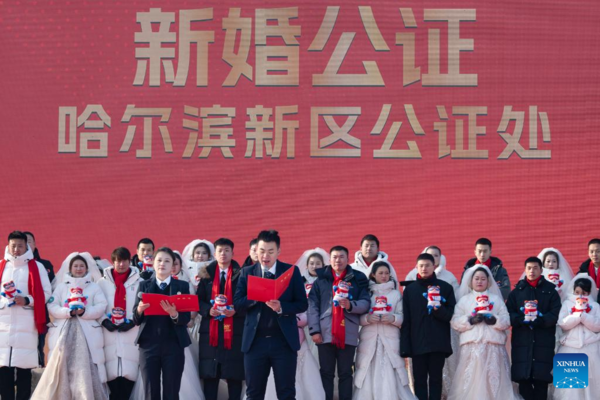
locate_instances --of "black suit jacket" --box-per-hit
[234,261,308,353]
[133,278,192,348]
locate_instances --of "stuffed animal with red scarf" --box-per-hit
[64,287,88,311]
[1,281,21,307]
[570,295,592,317]
[107,307,129,325]
[333,281,352,306]
[211,294,232,321]
[521,300,542,322]
[304,283,313,298]
[369,295,392,315]
[471,293,494,316]
[423,285,446,314]
[546,273,564,290]
[137,255,154,274]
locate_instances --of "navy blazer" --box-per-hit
[234,261,308,353]
[133,278,192,348]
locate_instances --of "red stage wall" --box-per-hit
[1,0,599,283]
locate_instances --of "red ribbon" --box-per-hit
[209,267,233,349]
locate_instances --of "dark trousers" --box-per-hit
[0,367,32,400]
[107,377,136,400]
[318,343,356,400]
[244,334,297,400]
[139,341,185,400]
[412,352,446,400]
[203,363,243,400]
[518,379,549,400]
[37,332,46,367]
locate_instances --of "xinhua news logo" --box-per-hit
[553,353,588,389]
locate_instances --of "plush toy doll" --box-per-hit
[370,295,392,315]
[65,287,88,311]
[304,283,313,298]
[1,281,21,307]
[108,307,129,325]
[546,273,564,289]
[333,281,352,306]
[471,294,494,316]
[521,300,542,322]
[423,285,446,314]
[140,255,154,273]
[211,294,231,321]
[571,295,592,317]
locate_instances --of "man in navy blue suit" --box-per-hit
[234,230,308,400]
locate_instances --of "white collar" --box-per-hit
[156,275,171,287]
[218,266,229,276]
[261,261,277,277]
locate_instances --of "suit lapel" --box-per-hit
[253,263,262,278]
[275,261,288,278]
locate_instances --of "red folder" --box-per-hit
[247,266,295,302]
[142,293,199,316]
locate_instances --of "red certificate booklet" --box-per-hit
[142,293,199,316]
[247,266,295,302]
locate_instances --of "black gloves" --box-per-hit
[118,320,136,332]
[469,314,484,325]
[484,315,497,325]
[101,319,118,332]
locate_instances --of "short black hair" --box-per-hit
[249,238,258,248]
[257,230,281,248]
[425,245,442,255]
[588,238,600,248]
[137,238,155,250]
[360,234,380,248]
[215,238,234,250]
[111,247,131,262]
[417,253,435,264]
[524,256,542,268]
[8,231,28,243]
[23,231,35,240]
[475,238,492,248]
[330,245,349,255]
[574,278,592,294]
[154,247,176,261]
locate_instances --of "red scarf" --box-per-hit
[331,268,348,349]
[210,267,233,349]
[587,261,600,288]
[527,276,542,287]
[0,258,47,334]
[112,269,128,310]
[479,258,492,267]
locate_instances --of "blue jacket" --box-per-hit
[234,262,308,353]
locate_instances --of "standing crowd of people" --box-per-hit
[1,229,599,400]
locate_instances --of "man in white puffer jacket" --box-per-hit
[0,231,52,400]
[97,247,142,400]
[350,234,397,280]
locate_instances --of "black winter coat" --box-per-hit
[197,260,245,380]
[578,260,600,300]
[400,273,456,358]
[506,277,561,383]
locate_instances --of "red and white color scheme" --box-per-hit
[65,287,88,311]
[471,293,494,316]
[369,295,392,315]
[570,296,592,317]
[332,281,351,307]
[522,300,539,322]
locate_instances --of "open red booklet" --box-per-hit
[142,293,199,316]
[247,266,295,302]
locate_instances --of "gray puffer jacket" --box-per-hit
[307,265,370,346]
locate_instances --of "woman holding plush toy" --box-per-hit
[353,260,416,400]
[448,264,516,400]
[33,251,109,399]
[554,274,600,400]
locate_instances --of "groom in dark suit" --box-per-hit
[234,230,308,400]
[133,247,192,400]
